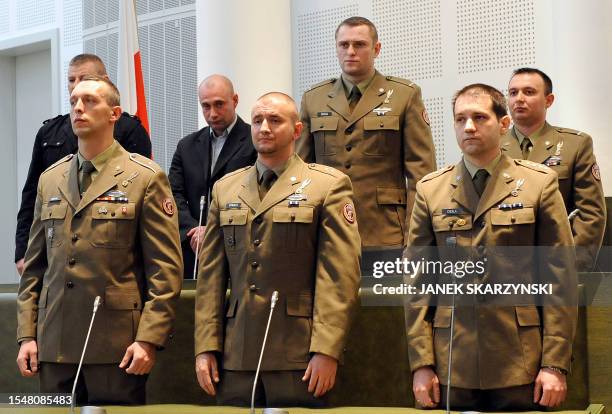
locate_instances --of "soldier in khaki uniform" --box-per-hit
[297,16,436,248]
[405,84,577,411]
[502,67,605,271]
[195,92,360,407]
[16,75,183,405]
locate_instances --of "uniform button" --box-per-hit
[319,124,324,129]
[380,122,384,127]
[71,234,78,242]
[251,261,259,269]
[42,142,48,147]
[228,217,233,223]
[344,162,351,169]
[249,284,257,292]
[254,217,263,224]
[345,145,352,151]
[68,258,76,266]
[66,281,74,288]
[346,126,354,134]
[510,216,516,223]
[479,220,486,228]
[253,239,261,246]
[111,212,116,217]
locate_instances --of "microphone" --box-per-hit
[70,297,106,414]
[445,234,457,414]
[250,291,287,414]
[192,196,206,279]
[568,208,579,222]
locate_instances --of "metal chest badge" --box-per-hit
[511,178,525,197]
[555,141,564,156]
[373,89,394,116]
[288,178,312,202]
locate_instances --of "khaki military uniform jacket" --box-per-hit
[404,154,577,389]
[297,72,436,247]
[17,143,183,364]
[195,155,361,370]
[501,123,605,270]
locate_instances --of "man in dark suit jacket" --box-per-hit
[169,75,256,278]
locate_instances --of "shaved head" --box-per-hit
[199,74,235,95]
[254,92,299,122]
[198,74,238,135]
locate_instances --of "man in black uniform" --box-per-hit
[15,54,151,275]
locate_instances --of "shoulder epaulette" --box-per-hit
[515,159,552,173]
[385,76,416,88]
[42,114,65,125]
[44,154,73,173]
[421,165,454,182]
[307,163,343,178]
[218,165,252,182]
[554,126,587,137]
[129,153,158,173]
[304,78,336,93]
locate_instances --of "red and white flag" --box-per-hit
[118,0,150,134]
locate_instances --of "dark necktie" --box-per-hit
[473,169,489,198]
[80,160,95,196]
[259,170,277,200]
[521,137,532,159]
[348,86,361,113]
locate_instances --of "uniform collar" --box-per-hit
[463,152,502,178]
[77,140,119,174]
[341,72,376,98]
[513,123,546,145]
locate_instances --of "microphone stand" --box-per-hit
[70,296,106,414]
[250,291,287,414]
[192,196,206,279]
[445,232,457,414]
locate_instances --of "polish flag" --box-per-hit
[117,0,150,134]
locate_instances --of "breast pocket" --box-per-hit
[311,116,339,156]
[272,206,314,252]
[220,209,248,253]
[363,115,399,156]
[91,202,136,248]
[432,213,473,246]
[41,202,68,248]
[490,207,535,253]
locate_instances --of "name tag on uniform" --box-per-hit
[442,208,465,216]
[226,202,242,209]
[317,111,332,117]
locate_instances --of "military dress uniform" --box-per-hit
[195,154,361,407]
[501,123,605,271]
[17,141,182,404]
[15,113,151,264]
[404,154,577,411]
[297,71,436,247]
